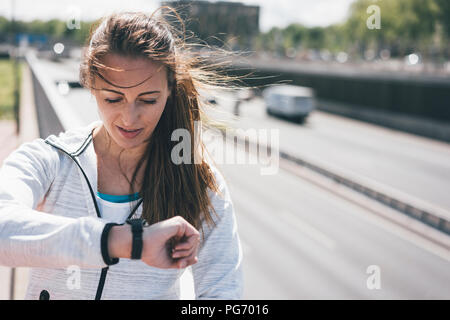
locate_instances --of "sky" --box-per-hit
[0,0,355,32]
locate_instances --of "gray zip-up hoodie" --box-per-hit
[0,121,243,299]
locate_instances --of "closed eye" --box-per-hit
[104,98,122,104]
[142,100,157,104]
[104,98,157,104]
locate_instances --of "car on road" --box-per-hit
[263,84,315,123]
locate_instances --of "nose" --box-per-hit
[121,102,139,126]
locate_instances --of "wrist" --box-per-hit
[126,219,144,260]
[107,224,132,260]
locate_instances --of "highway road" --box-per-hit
[29,57,450,299]
[212,92,450,211]
[219,158,450,299]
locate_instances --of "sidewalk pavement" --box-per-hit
[0,120,18,160]
[0,120,20,300]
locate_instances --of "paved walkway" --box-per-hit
[0,120,19,300]
[0,120,18,161]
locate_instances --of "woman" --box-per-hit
[0,8,243,299]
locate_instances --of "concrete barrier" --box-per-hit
[316,99,450,143]
[26,51,83,137]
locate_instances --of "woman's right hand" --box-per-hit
[108,216,200,269]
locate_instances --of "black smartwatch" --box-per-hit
[126,219,144,260]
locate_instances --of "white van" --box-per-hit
[263,84,315,122]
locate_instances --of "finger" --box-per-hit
[171,217,199,243]
[172,246,195,259]
[180,245,199,266]
[174,234,200,251]
[171,244,199,269]
[178,218,199,238]
[173,217,187,240]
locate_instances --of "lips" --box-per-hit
[117,126,143,139]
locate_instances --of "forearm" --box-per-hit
[0,205,107,269]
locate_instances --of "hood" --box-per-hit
[44,120,102,156]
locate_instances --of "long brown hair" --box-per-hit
[80,7,242,231]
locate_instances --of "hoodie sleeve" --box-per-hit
[0,138,108,269]
[191,165,244,299]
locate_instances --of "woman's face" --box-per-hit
[91,53,170,153]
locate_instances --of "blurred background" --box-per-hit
[0,0,449,299]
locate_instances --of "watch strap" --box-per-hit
[101,223,121,265]
[126,219,144,260]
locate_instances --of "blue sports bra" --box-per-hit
[97,191,141,203]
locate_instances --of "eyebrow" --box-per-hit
[100,88,160,96]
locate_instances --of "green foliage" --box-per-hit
[434,0,450,37]
[0,16,95,45]
[0,0,448,59]
[0,59,21,120]
[256,0,448,59]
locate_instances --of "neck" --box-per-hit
[93,124,147,171]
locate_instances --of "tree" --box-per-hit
[434,0,450,38]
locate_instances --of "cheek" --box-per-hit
[96,100,117,118]
[96,105,121,134]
